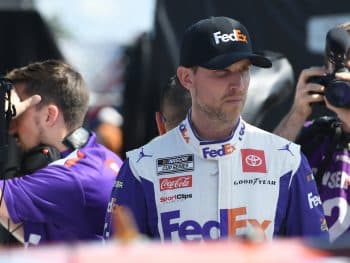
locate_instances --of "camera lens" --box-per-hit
[325,79,350,108]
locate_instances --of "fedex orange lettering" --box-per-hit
[202,143,235,158]
[213,29,247,45]
[161,207,271,240]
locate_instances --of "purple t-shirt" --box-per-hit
[2,133,122,244]
[300,120,350,242]
[306,141,350,242]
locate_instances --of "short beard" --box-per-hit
[195,99,235,123]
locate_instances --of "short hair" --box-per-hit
[160,75,191,130]
[6,60,89,131]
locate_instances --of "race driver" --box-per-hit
[104,16,329,242]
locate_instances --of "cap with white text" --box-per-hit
[179,16,272,69]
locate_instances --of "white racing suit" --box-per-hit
[104,115,329,241]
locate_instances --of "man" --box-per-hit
[155,75,191,135]
[0,60,123,245]
[104,17,328,241]
[274,23,350,242]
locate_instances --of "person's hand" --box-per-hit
[324,71,350,131]
[9,90,41,118]
[273,66,327,141]
[291,67,327,119]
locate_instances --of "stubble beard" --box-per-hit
[194,98,242,124]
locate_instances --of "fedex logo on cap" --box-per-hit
[202,143,235,159]
[213,29,247,45]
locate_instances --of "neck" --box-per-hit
[55,142,70,152]
[44,127,70,152]
[190,109,239,141]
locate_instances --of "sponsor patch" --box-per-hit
[161,207,271,240]
[306,173,315,182]
[115,180,123,189]
[308,192,322,209]
[179,123,190,143]
[160,193,192,203]
[213,29,247,45]
[157,154,194,175]
[160,175,192,191]
[233,178,276,186]
[320,217,328,232]
[238,122,245,141]
[202,144,235,159]
[241,149,267,173]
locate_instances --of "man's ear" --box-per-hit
[155,112,166,135]
[45,104,60,127]
[177,66,193,91]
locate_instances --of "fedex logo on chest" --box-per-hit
[161,207,271,240]
[202,144,235,159]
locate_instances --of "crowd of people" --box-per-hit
[2,16,350,247]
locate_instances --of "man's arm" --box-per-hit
[104,159,155,239]
[274,67,326,141]
[285,153,329,240]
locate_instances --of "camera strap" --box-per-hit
[314,120,342,187]
[19,127,90,175]
[63,127,90,150]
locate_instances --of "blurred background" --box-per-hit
[1,0,350,158]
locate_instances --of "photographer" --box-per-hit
[0,60,123,245]
[274,23,350,242]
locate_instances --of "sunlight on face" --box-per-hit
[191,59,251,123]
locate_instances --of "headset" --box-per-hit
[19,127,90,175]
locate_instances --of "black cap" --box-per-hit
[179,16,272,69]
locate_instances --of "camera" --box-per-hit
[308,27,350,108]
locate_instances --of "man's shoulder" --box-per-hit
[243,122,301,162]
[245,122,297,144]
[128,129,178,155]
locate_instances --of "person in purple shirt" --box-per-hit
[0,60,123,245]
[274,23,350,242]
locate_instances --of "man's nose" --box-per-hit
[228,72,244,88]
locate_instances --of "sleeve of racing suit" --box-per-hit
[285,153,329,241]
[105,159,157,238]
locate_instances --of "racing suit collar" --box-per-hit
[177,113,246,160]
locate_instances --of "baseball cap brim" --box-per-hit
[201,52,272,69]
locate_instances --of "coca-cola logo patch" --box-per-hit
[159,175,192,191]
